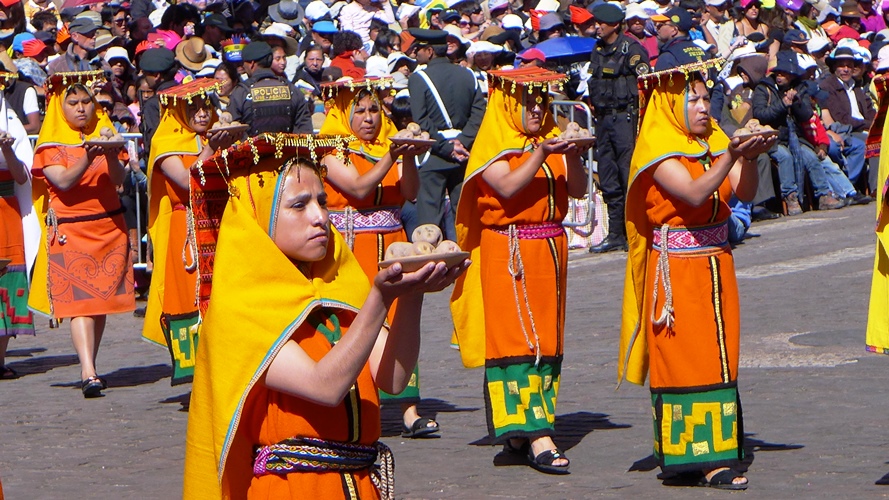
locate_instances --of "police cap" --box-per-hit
[407,28,448,46]
[139,48,176,73]
[592,3,624,24]
[242,41,273,62]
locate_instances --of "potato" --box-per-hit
[230,120,242,126]
[419,131,430,140]
[406,122,421,136]
[219,111,233,124]
[578,128,591,138]
[384,241,414,260]
[412,241,435,255]
[434,240,461,253]
[412,224,443,246]
[561,131,579,140]
[100,126,115,138]
[566,121,581,132]
[394,129,414,138]
[733,128,751,137]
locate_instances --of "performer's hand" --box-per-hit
[540,137,574,155]
[84,143,105,160]
[373,258,471,304]
[730,133,775,160]
[206,129,234,152]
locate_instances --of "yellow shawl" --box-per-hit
[182,135,366,499]
[450,68,565,368]
[619,63,730,386]
[142,79,219,347]
[866,75,889,353]
[29,71,116,318]
[318,77,398,160]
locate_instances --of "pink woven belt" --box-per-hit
[329,206,403,233]
[651,222,728,251]
[490,222,564,240]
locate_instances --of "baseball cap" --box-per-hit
[203,13,233,32]
[489,0,509,10]
[305,0,330,21]
[518,47,546,62]
[538,12,565,32]
[21,38,47,58]
[625,3,650,19]
[784,28,809,44]
[652,7,694,32]
[313,20,338,34]
[68,18,98,35]
[241,41,272,62]
[502,14,524,29]
[139,47,177,73]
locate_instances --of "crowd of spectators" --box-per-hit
[1,0,885,248]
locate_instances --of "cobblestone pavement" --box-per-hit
[3,204,889,499]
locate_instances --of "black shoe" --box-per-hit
[751,206,781,221]
[133,307,146,318]
[848,192,873,206]
[589,235,628,254]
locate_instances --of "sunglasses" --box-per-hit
[471,8,482,14]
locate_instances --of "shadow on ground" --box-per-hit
[6,347,48,357]
[160,392,191,412]
[7,354,78,377]
[51,363,172,390]
[628,432,805,480]
[380,398,480,437]
[463,411,631,467]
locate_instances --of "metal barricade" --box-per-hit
[551,100,595,228]
[27,132,148,265]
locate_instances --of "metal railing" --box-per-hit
[551,100,596,228]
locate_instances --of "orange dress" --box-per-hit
[636,155,743,473]
[154,154,200,385]
[238,311,381,499]
[325,153,418,403]
[0,170,33,336]
[476,151,568,443]
[32,145,135,318]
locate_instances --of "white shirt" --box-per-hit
[840,76,865,121]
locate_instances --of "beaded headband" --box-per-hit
[45,70,106,95]
[158,78,221,108]
[487,68,568,103]
[320,76,396,102]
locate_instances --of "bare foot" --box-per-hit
[529,436,568,467]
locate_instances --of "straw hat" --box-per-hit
[175,36,210,72]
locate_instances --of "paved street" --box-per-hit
[2,203,889,499]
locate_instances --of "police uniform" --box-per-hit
[406,28,486,237]
[587,3,650,252]
[229,42,313,136]
[654,35,708,71]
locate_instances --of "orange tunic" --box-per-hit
[0,170,33,336]
[638,156,739,390]
[238,311,381,499]
[32,145,135,318]
[325,153,405,279]
[477,151,568,441]
[159,154,199,317]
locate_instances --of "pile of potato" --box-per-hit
[393,122,431,140]
[211,111,244,130]
[384,224,462,260]
[558,122,592,140]
[733,119,775,137]
[91,127,125,142]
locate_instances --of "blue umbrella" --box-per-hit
[532,37,597,61]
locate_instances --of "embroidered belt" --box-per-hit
[329,206,403,250]
[0,179,14,198]
[651,222,728,251]
[490,222,564,240]
[253,437,394,500]
[50,206,126,225]
[649,222,728,330]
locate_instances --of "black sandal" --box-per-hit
[401,417,440,438]
[0,365,17,380]
[527,448,570,475]
[700,469,749,490]
[81,376,104,398]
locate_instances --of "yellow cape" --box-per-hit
[449,76,560,368]
[319,81,398,161]
[28,84,116,319]
[866,76,889,353]
[141,96,213,347]
[619,73,730,386]
[182,152,370,498]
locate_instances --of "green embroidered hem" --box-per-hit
[379,363,420,403]
[162,311,200,386]
[484,358,561,442]
[651,385,744,473]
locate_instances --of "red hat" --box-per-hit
[135,39,154,55]
[529,9,545,31]
[569,5,594,25]
[518,47,546,62]
[0,0,20,7]
[21,38,47,58]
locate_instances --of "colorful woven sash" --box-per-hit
[651,222,728,251]
[491,222,564,240]
[329,206,403,250]
[253,437,394,499]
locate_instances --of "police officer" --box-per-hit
[651,8,708,71]
[587,3,649,253]
[229,41,313,137]
[407,28,486,239]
